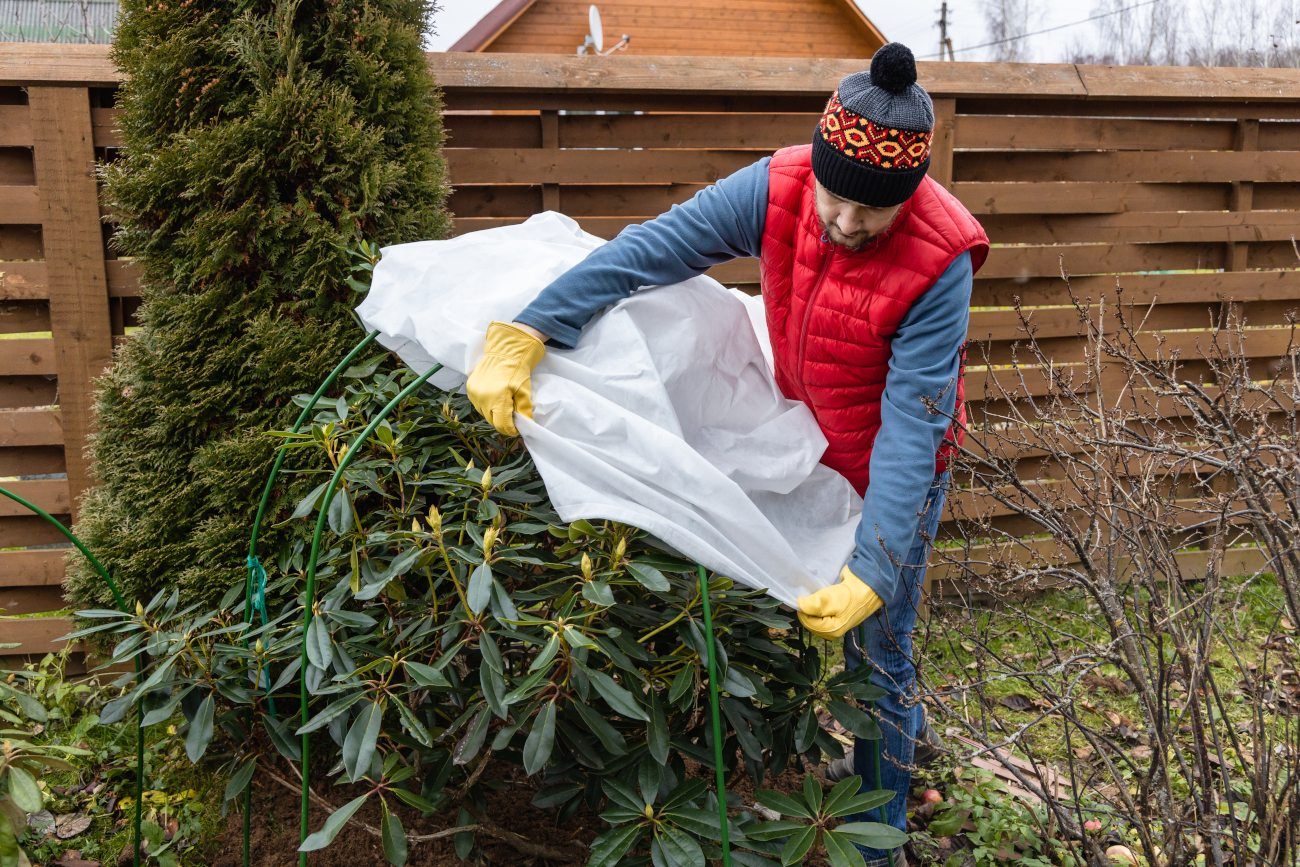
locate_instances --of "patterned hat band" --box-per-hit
[818,90,932,170]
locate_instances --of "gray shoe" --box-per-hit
[825,751,855,783]
[824,720,948,783]
[912,719,948,768]
[862,848,907,867]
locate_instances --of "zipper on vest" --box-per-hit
[795,239,835,406]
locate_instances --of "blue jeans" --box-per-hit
[843,472,948,859]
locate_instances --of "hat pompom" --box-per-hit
[869,43,917,95]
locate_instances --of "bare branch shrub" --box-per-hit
[918,265,1300,866]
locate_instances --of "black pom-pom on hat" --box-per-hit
[869,42,917,94]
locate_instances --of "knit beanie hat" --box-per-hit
[811,43,934,208]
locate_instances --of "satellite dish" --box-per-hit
[576,5,628,55]
[589,5,604,53]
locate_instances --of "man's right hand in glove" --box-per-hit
[797,565,883,640]
[467,321,547,437]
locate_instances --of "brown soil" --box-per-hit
[205,756,822,866]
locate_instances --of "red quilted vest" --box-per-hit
[760,145,989,496]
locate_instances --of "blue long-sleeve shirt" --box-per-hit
[516,159,972,606]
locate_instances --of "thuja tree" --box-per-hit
[67,0,450,608]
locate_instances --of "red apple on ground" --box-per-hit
[922,789,943,805]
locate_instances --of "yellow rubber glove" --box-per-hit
[466,321,546,437]
[797,565,883,640]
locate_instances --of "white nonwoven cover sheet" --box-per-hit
[357,212,861,607]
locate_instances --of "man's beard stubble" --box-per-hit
[820,218,871,251]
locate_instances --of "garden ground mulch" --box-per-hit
[205,755,823,866]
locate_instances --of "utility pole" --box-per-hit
[937,3,956,61]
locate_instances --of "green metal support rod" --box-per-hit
[857,624,886,824]
[0,487,142,867]
[243,330,378,867]
[296,363,442,866]
[697,565,731,867]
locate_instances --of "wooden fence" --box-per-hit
[0,46,1297,653]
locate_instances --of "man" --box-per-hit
[467,43,987,866]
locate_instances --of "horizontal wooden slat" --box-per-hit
[0,225,43,260]
[0,106,31,147]
[430,53,1300,102]
[980,210,1300,245]
[954,181,1229,215]
[452,215,635,239]
[955,98,1300,120]
[0,478,70,517]
[450,178,1296,222]
[429,53,1090,98]
[0,376,57,411]
[0,150,35,187]
[560,113,818,150]
[0,516,72,548]
[445,113,543,149]
[1249,241,1300,270]
[0,412,60,455]
[0,549,66,588]
[0,587,69,616]
[1075,64,1300,102]
[0,301,50,334]
[91,107,121,148]
[106,259,141,298]
[1253,183,1300,210]
[971,268,1300,308]
[445,91,825,114]
[929,541,1269,588]
[954,115,1237,151]
[0,44,118,87]
[450,183,708,218]
[0,338,57,376]
[0,446,64,477]
[971,324,1300,367]
[0,616,74,655]
[982,242,1225,280]
[0,409,62,447]
[970,297,1300,343]
[1258,123,1300,151]
[957,150,1300,184]
[447,148,768,185]
[0,186,41,225]
[457,149,1300,188]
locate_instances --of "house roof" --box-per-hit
[448,0,888,57]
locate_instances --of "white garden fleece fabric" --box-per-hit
[357,212,862,607]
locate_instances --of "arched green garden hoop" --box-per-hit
[243,329,380,867]
[0,487,143,867]
[294,361,444,866]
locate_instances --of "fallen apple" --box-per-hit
[922,789,943,805]
[1106,845,1139,865]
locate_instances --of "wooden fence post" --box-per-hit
[929,98,956,191]
[540,109,560,213]
[29,87,114,522]
[1227,118,1259,273]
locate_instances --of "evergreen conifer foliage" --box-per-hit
[68,0,450,608]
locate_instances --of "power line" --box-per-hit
[918,0,1161,59]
